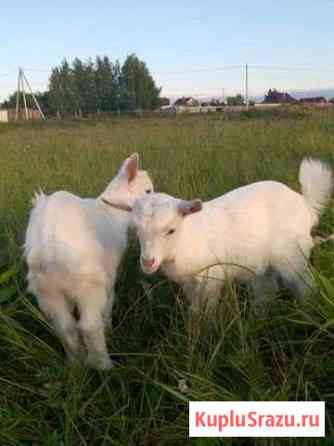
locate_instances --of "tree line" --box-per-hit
[1,54,165,116]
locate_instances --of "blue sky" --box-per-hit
[1,0,334,102]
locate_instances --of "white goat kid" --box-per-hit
[125,159,332,312]
[24,153,153,369]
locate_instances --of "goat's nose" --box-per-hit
[142,257,155,268]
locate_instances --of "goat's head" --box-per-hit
[101,153,153,211]
[131,193,202,274]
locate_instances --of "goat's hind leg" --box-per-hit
[77,283,113,370]
[250,270,280,316]
[36,289,85,364]
[275,255,314,298]
[103,288,115,328]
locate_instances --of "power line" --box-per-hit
[251,65,334,73]
[5,64,334,78]
[156,65,243,76]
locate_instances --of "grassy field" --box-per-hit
[0,109,333,445]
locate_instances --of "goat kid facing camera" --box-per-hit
[24,153,153,370]
[106,158,333,313]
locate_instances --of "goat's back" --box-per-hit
[24,191,128,284]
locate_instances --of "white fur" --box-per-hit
[131,158,333,312]
[299,158,333,217]
[24,154,153,369]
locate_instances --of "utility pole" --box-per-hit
[22,70,46,119]
[15,68,46,120]
[15,68,28,120]
[15,68,21,120]
[21,69,29,120]
[245,63,249,111]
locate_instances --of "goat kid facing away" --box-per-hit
[105,158,333,313]
[24,153,153,370]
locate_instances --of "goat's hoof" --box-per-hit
[65,350,86,366]
[88,356,114,371]
[99,358,114,370]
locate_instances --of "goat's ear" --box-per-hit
[178,199,202,217]
[122,153,139,183]
[101,197,133,212]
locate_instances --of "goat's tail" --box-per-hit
[23,190,48,268]
[299,158,333,220]
[25,247,43,272]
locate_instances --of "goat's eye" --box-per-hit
[166,228,175,236]
[146,189,152,194]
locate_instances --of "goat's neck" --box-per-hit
[96,197,132,223]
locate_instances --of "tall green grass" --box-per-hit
[0,109,333,445]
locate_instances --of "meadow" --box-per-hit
[0,109,333,445]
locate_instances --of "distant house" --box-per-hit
[0,108,42,122]
[173,97,201,113]
[201,99,225,107]
[299,96,327,104]
[174,97,200,107]
[263,89,297,104]
[199,99,225,113]
[298,97,332,108]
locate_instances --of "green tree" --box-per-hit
[121,54,161,111]
[49,60,77,116]
[30,53,162,116]
[72,58,97,115]
[95,56,114,112]
[94,56,122,113]
[71,58,86,115]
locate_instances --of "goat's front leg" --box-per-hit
[182,278,202,314]
[183,271,223,314]
[199,267,224,314]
